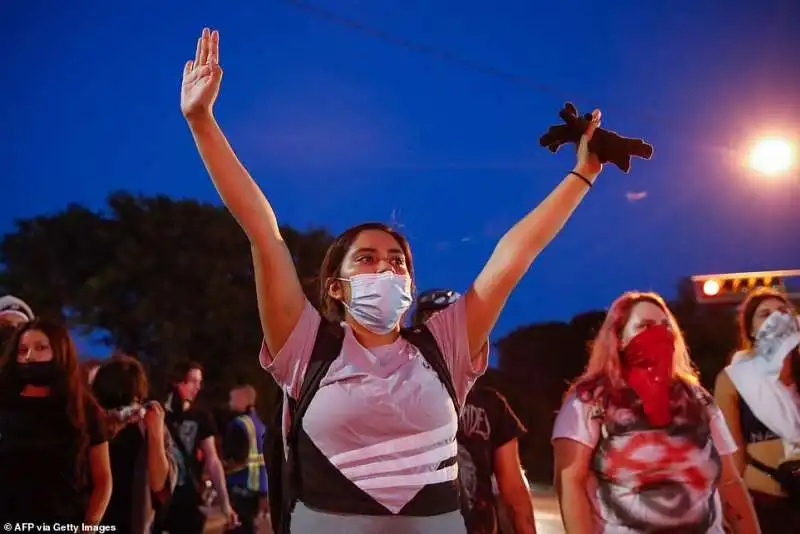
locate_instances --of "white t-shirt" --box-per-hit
[552,390,738,534]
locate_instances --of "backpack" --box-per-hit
[265,320,460,534]
[746,455,800,502]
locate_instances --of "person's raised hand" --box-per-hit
[143,401,165,437]
[181,28,223,122]
[575,109,603,180]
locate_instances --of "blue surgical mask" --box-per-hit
[341,272,413,334]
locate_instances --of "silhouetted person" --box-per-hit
[224,384,268,534]
[93,355,178,534]
[0,319,111,522]
[413,289,537,534]
[159,361,237,533]
[0,294,34,352]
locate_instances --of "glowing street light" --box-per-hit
[702,279,721,297]
[748,138,795,175]
[690,270,800,304]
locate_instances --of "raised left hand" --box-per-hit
[575,109,603,179]
[143,401,166,436]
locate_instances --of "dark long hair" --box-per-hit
[93,355,150,439]
[0,318,97,482]
[317,222,415,322]
[92,354,149,409]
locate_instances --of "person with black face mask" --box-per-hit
[92,355,177,534]
[0,318,112,523]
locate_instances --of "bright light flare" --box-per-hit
[749,138,795,175]
[703,279,721,297]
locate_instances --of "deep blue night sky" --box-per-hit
[3,1,799,357]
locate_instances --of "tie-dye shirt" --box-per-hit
[552,381,737,533]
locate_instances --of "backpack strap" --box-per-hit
[289,319,345,441]
[401,324,461,416]
[280,319,345,533]
[746,452,781,478]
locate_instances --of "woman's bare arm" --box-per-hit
[181,29,304,356]
[464,111,603,359]
[554,437,596,534]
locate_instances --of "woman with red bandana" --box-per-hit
[552,292,759,533]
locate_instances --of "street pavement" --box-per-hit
[203,488,564,534]
[530,488,565,534]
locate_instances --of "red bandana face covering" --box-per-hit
[621,324,676,427]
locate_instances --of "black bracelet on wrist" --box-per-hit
[570,170,593,188]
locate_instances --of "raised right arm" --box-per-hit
[181,28,304,355]
[187,114,305,355]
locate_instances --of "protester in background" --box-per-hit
[714,288,800,532]
[181,26,603,533]
[0,318,112,522]
[0,294,34,350]
[0,294,34,328]
[413,289,537,534]
[223,383,269,534]
[553,291,759,533]
[92,355,177,534]
[160,361,238,533]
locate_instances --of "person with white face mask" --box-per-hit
[715,288,800,533]
[180,27,607,533]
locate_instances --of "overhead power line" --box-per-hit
[277,0,664,122]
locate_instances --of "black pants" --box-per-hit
[229,487,261,534]
[158,487,206,534]
[749,490,800,534]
